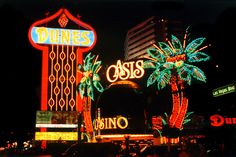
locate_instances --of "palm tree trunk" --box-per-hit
[82,97,94,141]
[169,77,188,129]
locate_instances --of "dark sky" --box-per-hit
[0,0,236,136]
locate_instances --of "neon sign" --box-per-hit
[212,83,236,97]
[210,114,236,127]
[30,27,95,46]
[106,60,144,82]
[35,132,78,141]
[94,116,128,130]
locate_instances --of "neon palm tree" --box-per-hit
[77,52,104,140]
[144,28,210,130]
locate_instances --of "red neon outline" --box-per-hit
[28,8,97,111]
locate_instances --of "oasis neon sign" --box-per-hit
[30,27,95,46]
[106,60,144,82]
[210,114,236,127]
[94,116,128,130]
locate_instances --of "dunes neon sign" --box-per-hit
[31,27,95,46]
[106,60,144,82]
[210,114,236,127]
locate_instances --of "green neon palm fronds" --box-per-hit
[77,52,104,100]
[177,65,192,84]
[171,35,183,55]
[163,62,174,69]
[147,69,160,87]
[183,111,194,125]
[157,69,171,90]
[187,52,210,63]
[93,80,104,93]
[144,27,210,91]
[87,83,94,100]
[185,37,205,54]
[92,61,102,73]
[143,60,156,69]
[185,64,207,82]
[147,48,166,62]
[79,83,86,99]
[159,42,174,57]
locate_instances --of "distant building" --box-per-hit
[124,16,184,61]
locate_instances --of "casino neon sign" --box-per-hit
[94,116,129,130]
[106,60,144,82]
[31,27,95,46]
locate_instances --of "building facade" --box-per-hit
[124,16,184,61]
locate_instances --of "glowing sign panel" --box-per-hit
[35,132,78,141]
[210,114,236,127]
[31,27,95,46]
[106,60,144,82]
[212,83,236,97]
[94,116,129,130]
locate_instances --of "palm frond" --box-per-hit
[187,52,210,63]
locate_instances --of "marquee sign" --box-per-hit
[30,27,95,46]
[28,8,97,112]
[106,60,144,83]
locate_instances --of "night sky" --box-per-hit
[0,0,235,139]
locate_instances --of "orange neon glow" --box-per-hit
[106,60,144,82]
[160,136,179,144]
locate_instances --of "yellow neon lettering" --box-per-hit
[117,117,128,129]
[49,29,59,43]
[61,30,70,44]
[94,116,128,130]
[106,60,144,82]
[120,62,130,80]
[99,118,105,129]
[108,117,117,129]
[81,31,90,45]
[129,61,135,79]
[72,30,80,45]
[36,27,48,43]
[106,65,118,82]
[134,60,145,78]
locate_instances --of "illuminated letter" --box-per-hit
[72,30,80,45]
[94,119,98,130]
[108,117,117,129]
[106,65,119,82]
[210,115,224,127]
[81,31,90,46]
[49,29,59,43]
[129,61,135,79]
[117,117,128,129]
[233,118,236,124]
[61,29,70,44]
[120,62,130,80]
[36,27,48,43]
[99,118,105,129]
[225,118,232,124]
[134,60,144,78]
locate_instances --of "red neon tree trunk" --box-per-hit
[169,76,188,129]
[82,97,94,140]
